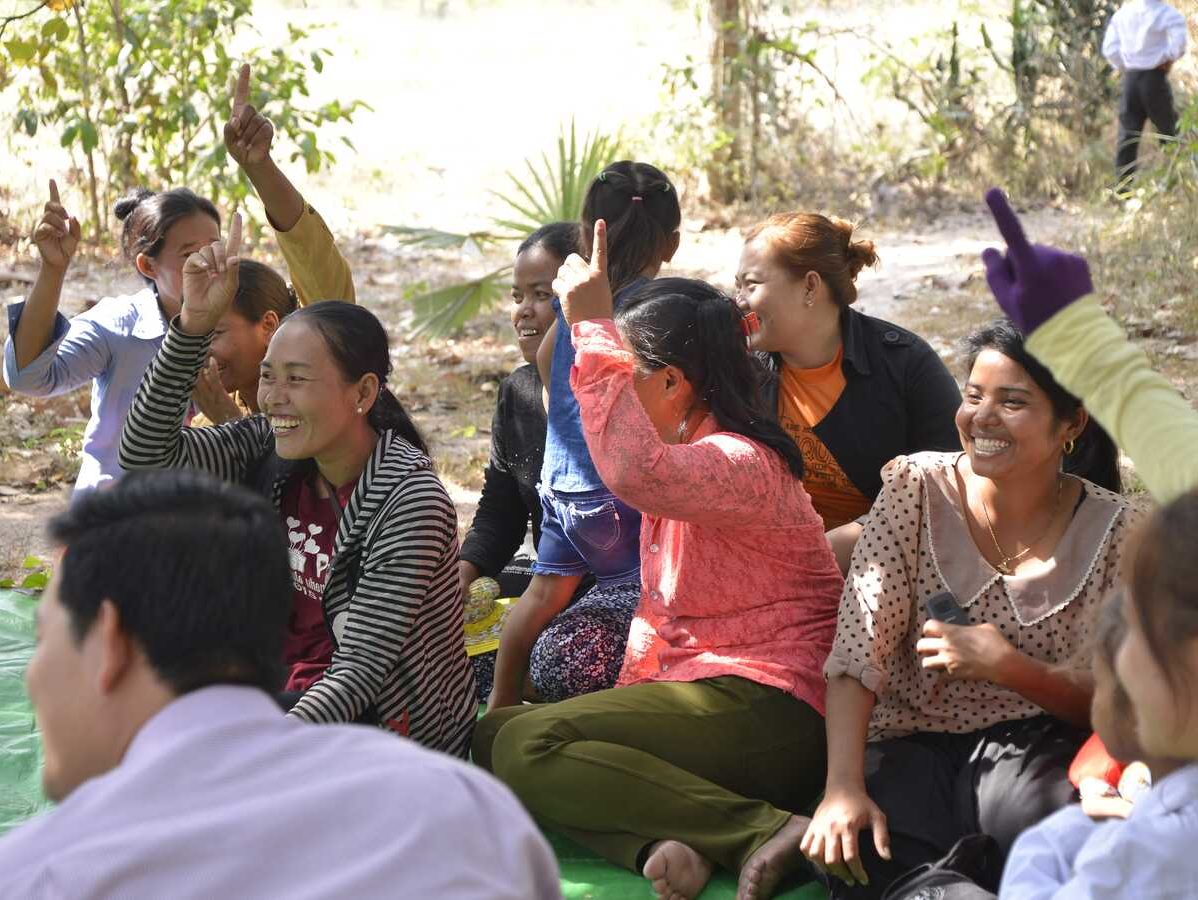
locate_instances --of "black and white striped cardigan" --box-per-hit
[119,321,476,757]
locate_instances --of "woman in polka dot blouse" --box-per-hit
[791,319,1139,900]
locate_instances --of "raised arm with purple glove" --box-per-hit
[981,188,1094,334]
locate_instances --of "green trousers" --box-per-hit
[473,675,827,874]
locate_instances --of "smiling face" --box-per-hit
[510,244,560,363]
[210,309,278,394]
[734,235,809,353]
[257,320,376,461]
[137,211,222,307]
[956,348,1083,482]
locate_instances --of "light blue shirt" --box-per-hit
[4,288,166,495]
[541,277,648,492]
[1001,764,1198,898]
[0,686,562,899]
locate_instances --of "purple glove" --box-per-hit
[981,188,1093,334]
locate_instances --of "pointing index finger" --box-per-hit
[226,212,242,260]
[984,188,1032,261]
[49,179,60,205]
[591,218,607,275]
[232,63,251,115]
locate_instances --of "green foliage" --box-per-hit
[389,121,622,337]
[0,556,50,592]
[0,0,366,236]
[490,123,621,238]
[653,4,823,205]
[404,271,513,340]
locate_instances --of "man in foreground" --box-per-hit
[0,470,560,898]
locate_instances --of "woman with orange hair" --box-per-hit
[735,214,961,568]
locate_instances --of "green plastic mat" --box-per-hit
[550,828,826,899]
[0,589,50,834]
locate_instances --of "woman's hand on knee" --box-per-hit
[800,785,890,887]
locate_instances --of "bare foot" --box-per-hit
[737,815,810,900]
[642,840,715,900]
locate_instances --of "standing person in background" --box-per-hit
[1102,0,1188,184]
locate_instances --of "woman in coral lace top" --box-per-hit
[473,222,844,900]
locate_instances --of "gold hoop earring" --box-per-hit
[1063,438,1076,455]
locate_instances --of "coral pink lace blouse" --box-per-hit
[570,319,844,714]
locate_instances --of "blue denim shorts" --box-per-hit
[531,486,642,586]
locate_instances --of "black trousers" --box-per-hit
[825,716,1087,900]
[1116,68,1179,181]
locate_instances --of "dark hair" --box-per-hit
[114,188,221,284]
[285,302,429,455]
[962,318,1121,492]
[517,221,581,262]
[580,161,680,294]
[1095,589,1129,672]
[616,277,805,479]
[1129,490,1198,701]
[233,260,298,324]
[744,212,879,307]
[47,470,292,694]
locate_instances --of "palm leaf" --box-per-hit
[407,266,512,338]
[399,120,622,336]
[380,225,501,251]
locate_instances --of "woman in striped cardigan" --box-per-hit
[119,216,476,757]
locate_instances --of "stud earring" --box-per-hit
[356,406,364,415]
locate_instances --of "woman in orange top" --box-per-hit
[735,214,961,569]
[474,223,844,900]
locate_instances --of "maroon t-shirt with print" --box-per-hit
[279,475,353,692]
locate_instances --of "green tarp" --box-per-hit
[0,589,50,834]
[0,588,825,897]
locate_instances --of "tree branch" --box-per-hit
[0,0,49,43]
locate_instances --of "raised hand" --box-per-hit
[981,188,1094,334]
[224,63,275,168]
[179,212,242,336]
[32,179,81,271]
[552,219,614,326]
[192,357,245,425]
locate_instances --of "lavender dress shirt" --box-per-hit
[4,288,167,496]
[0,686,561,899]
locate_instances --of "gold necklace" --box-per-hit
[980,477,1063,575]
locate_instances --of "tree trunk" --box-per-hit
[707,0,745,204]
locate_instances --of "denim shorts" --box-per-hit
[531,486,642,586]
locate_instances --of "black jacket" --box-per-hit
[460,364,546,576]
[760,306,962,501]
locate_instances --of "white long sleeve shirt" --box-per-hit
[1102,0,1188,71]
